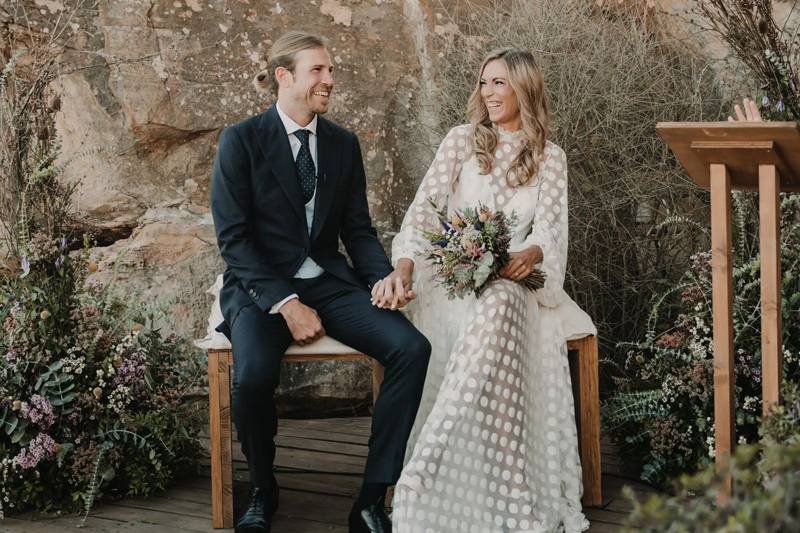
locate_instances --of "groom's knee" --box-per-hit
[390,329,431,376]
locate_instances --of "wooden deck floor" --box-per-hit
[1,417,657,532]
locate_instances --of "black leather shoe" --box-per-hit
[235,479,279,533]
[348,497,391,533]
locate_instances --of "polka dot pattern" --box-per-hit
[293,129,316,204]
[391,125,587,532]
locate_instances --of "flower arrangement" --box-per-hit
[0,41,205,517]
[422,199,545,299]
[624,382,800,532]
[0,229,206,518]
[603,194,800,487]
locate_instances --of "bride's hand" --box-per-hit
[499,246,543,282]
[371,259,415,310]
[728,97,763,122]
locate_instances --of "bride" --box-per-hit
[371,47,591,532]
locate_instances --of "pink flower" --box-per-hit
[20,394,55,430]
[13,433,57,469]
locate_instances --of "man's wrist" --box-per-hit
[276,296,301,317]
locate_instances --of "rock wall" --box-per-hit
[2,0,451,414]
[3,0,797,413]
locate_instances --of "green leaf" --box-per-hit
[56,442,74,462]
[51,392,76,406]
[10,424,27,444]
[473,252,494,288]
[5,414,19,435]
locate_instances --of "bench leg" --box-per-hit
[209,350,234,528]
[575,335,602,507]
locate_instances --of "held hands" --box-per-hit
[498,245,543,282]
[371,258,416,310]
[728,97,763,122]
[279,299,325,346]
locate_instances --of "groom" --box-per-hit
[210,31,430,533]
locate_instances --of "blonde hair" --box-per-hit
[465,48,549,187]
[253,31,328,95]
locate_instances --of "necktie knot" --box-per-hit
[294,129,311,148]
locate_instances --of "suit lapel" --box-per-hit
[255,106,307,226]
[311,117,341,242]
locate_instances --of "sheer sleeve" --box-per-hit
[391,124,470,268]
[520,143,569,308]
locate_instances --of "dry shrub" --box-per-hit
[401,0,731,387]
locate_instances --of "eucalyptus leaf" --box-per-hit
[473,252,495,288]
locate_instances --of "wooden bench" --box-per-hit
[207,334,601,528]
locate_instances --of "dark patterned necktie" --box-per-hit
[293,129,316,204]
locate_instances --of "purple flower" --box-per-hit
[113,351,147,387]
[20,394,55,430]
[58,236,67,250]
[55,255,64,269]
[762,95,770,107]
[12,433,57,469]
[20,256,30,277]
[776,100,785,112]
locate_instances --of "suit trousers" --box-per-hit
[229,272,431,489]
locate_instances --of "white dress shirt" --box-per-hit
[269,102,325,313]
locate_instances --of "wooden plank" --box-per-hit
[276,426,370,446]
[586,522,625,533]
[0,516,128,532]
[207,350,233,528]
[576,334,603,507]
[279,417,372,437]
[656,121,800,191]
[199,437,367,471]
[275,434,368,457]
[83,504,220,532]
[759,164,783,416]
[583,506,630,525]
[710,163,735,505]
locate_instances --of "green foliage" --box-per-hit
[604,194,800,487]
[0,28,205,518]
[623,383,800,532]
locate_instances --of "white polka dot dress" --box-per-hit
[391,125,589,532]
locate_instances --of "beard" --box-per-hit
[304,86,331,115]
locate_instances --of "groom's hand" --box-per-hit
[279,299,325,345]
[372,259,415,310]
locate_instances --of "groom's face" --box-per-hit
[282,47,335,116]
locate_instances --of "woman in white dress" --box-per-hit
[375,48,590,532]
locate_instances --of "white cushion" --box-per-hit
[558,295,598,341]
[194,274,597,352]
[193,275,360,355]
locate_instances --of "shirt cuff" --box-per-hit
[269,294,298,314]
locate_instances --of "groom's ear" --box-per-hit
[275,66,293,89]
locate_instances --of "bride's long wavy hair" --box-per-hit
[465,48,549,187]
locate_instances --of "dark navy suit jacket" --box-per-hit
[210,105,393,337]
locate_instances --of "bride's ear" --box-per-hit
[253,69,271,95]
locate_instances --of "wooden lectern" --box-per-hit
[656,122,800,504]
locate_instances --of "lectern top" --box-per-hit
[656,122,800,192]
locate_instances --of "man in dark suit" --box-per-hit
[211,31,430,533]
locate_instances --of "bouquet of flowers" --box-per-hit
[422,199,546,299]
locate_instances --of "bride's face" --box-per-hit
[480,59,520,127]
